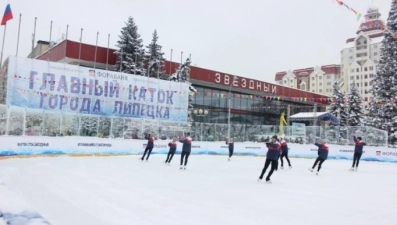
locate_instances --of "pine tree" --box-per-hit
[145,30,165,78]
[366,0,397,133]
[114,17,145,75]
[347,83,364,126]
[168,58,197,123]
[328,82,349,126]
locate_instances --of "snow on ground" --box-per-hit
[0,155,396,225]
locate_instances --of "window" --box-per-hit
[311,77,315,80]
[364,75,368,79]
[365,97,368,101]
[365,82,368,87]
[284,80,287,83]
[327,82,332,85]
[364,67,368,71]
[356,76,359,79]
[350,68,355,73]
[374,60,378,63]
[318,76,322,80]
[374,44,378,48]
[349,49,353,52]
[312,90,315,92]
[374,52,378,56]
[349,56,353,60]
[357,83,360,87]
[290,79,293,83]
[369,66,374,71]
[319,83,322,86]
[369,74,374,78]
[350,76,354,80]
[327,75,331,79]
[356,68,359,72]
[319,89,322,93]
[370,80,374,85]
[312,83,315,86]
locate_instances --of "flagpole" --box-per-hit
[31,17,37,56]
[66,24,68,40]
[94,31,99,68]
[180,51,183,64]
[78,28,83,66]
[0,23,7,69]
[48,20,53,60]
[16,13,21,56]
[106,33,109,70]
[170,48,172,75]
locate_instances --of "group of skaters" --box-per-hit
[258,134,366,183]
[140,131,366,182]
[140,133,192,170]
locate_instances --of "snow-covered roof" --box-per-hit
[289,112,328,119]
[289,112,340,125]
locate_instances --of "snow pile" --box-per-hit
[0,182,50,225]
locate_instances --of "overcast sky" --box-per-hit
[0,0,391,83]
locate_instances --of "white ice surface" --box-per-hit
[0,155,396,225]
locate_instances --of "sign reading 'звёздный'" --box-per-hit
[6,57,189,123]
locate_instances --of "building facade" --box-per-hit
[340,6,384,108]
[275,65,341,96]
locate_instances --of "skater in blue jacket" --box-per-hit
[165,137,178,164]
[350,136,366,171]
[309,140,329,175]
[226,138,234,161]
[179,132,192,170]
[258,135,281,183]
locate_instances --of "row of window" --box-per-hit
[350,74,374,80]
[350,66,374,73]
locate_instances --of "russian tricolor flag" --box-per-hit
[1,4,13,26]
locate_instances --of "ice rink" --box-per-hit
[0,155,396,225]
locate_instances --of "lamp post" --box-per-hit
[193,109,209,141]
[227,76,238,141]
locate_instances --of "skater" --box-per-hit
[280,138,292,169]
[350,136,366,171]
[226,138,234,161]
[179,132,192,170]
[309,140,329,175]
[141,133,154,161]
[165,137,178,164]
[258,135,281,183]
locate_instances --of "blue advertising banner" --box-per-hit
[6,57,189,123]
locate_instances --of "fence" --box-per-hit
[0,105,388,147]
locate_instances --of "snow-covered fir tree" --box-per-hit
[145,30,165,78]
[328,81,349,126]
[114,17,145,75]
[347,83,364,126]
[365,0,397,134]
[168,58,196,123]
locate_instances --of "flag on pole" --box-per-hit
[1,4,13,25]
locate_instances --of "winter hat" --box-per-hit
[271,135,278,140]
[357,136,362,140]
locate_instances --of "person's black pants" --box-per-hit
[141,147,153,160]
[229,147,234,158]
[280,152,291,167]
[180,151,190,166]
[166,150,175,163]
[312,157,325,171]
[259,159,277,181]
[352,153,362,168]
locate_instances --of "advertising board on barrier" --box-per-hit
[291,122,306,137]
[6,56,189,122]
[0,136,396,163]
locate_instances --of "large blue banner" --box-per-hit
[6,57,189,123]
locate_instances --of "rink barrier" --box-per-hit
[0,136,396,163]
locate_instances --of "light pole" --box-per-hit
[227,76,238,141]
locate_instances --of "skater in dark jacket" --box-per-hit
[258,135,281,183]
[279,138,292,169]
[350,136,366,171]
[226,138,234,161]
[179,132,192,170]
[165,137,178,164]
[309,140,329,175]
[141,133,154,161]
